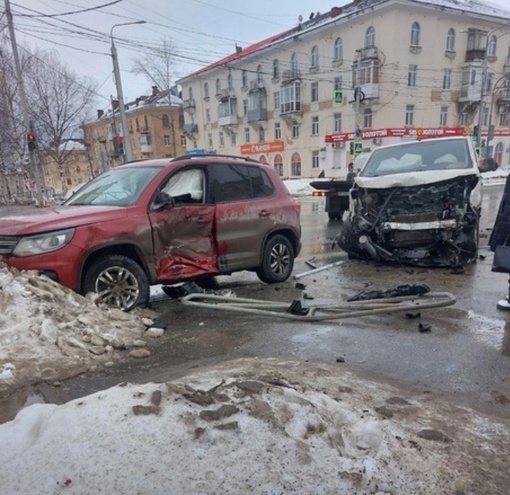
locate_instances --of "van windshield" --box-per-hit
[360,139,473,177]
[65,166,162,206]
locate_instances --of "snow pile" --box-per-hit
[0,358,508,494]
[0,263,156,395]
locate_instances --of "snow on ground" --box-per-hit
[0,264,158,394]
[0,358,508,495]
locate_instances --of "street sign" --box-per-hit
[354,127,362,138]
[333,89,344,107]
[349,140,363,157]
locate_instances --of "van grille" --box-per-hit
[0,236,19,255]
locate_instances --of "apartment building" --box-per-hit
[83,87,186,172]
[177,0,510,179]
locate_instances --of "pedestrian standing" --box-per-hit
[490,173,510,310]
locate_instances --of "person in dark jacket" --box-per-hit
[490,173,510,310]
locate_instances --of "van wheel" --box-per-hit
[256,234,294,284]
[83,255,149,311]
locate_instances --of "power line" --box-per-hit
[15,0,122,18]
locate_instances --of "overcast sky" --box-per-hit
[8,0,510,114]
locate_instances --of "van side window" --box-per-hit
[209,164,274,203]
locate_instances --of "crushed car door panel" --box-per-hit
[148,168,218,281]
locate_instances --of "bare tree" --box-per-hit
[131,38,177,92]
[23,50,97,192]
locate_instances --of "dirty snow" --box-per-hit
[0,358,509,494]
[0,264,157,394]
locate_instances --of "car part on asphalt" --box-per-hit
[293,259,345,279]
[347,283,430,301]
[180,290,456,322]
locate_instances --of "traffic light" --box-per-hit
[116,136,124,156]
[27,133,37,151]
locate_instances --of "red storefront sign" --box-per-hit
[240,140,285,155]
[325,127,469,143]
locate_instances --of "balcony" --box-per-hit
[140,144,152,154]
[218,88,236,101]
[183,99,196,110]
[465,49,486,63]
[249,80,264,92]
[183,123,198,134]
[358,83,379,100]
[357,46,378,60]
[247,108,267,123]
[218,114,238,126]
[281,70,301,82]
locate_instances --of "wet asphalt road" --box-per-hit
[1,183,510,421]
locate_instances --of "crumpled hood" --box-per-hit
[0,206,130,236]
[355,168,480,189]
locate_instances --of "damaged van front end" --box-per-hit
[337,137,482,267]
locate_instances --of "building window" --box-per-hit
[408,64,418,87]
[291,53,299,78]
[180,135,186,146]
[291,153,301,176]
[311,82,319,102]
[481,105,489,126]
[258,127,265,142]
[410,22,420,47]
[227,73,233,90]
[442,69,451,90]
[310,46,319,68]
[274,91,280,111]
[486,72,493,93]
[334,37,343,61]
[215,78,221,95]
[311,116,319,136]
[334,76,343,90]
[460,110,469,126]
[352,60,379,86]
[292,121,299,139]
[487,35,497,57]
[499,109,507,126]
[242,70,248,88]
[312,150,319,169]
[188,87,193,100]
[274,154,283,176]
[274,122,281,140]
[334,112,342,132]
[495,142,504,167]
[273,59,280,79]
[204,82,209,98]
[405,104,414,126]
[446,28,455,52]
[162,114,170,128]
[243,99,248,116]
[207,133,213,148]
[365,26,375,48]
[257,64,263,84]
[164,135,171,146]
[231,133,237,146]
[363,108,373,128]
[281,81,301,113]
[219,131,225,147]
[144,115,148,130]
[206,108,211,123]
[244,127,250,143]
[470,69,476,85]
[439,105,448,126]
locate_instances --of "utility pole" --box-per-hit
[110,21,146,163]
[4,0,45,206]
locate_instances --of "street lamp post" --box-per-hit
[110,21,146,163]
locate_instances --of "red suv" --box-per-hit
[0,154,301,310]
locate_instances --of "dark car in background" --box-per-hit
[336,137,482,267]
[0,153,301,310]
